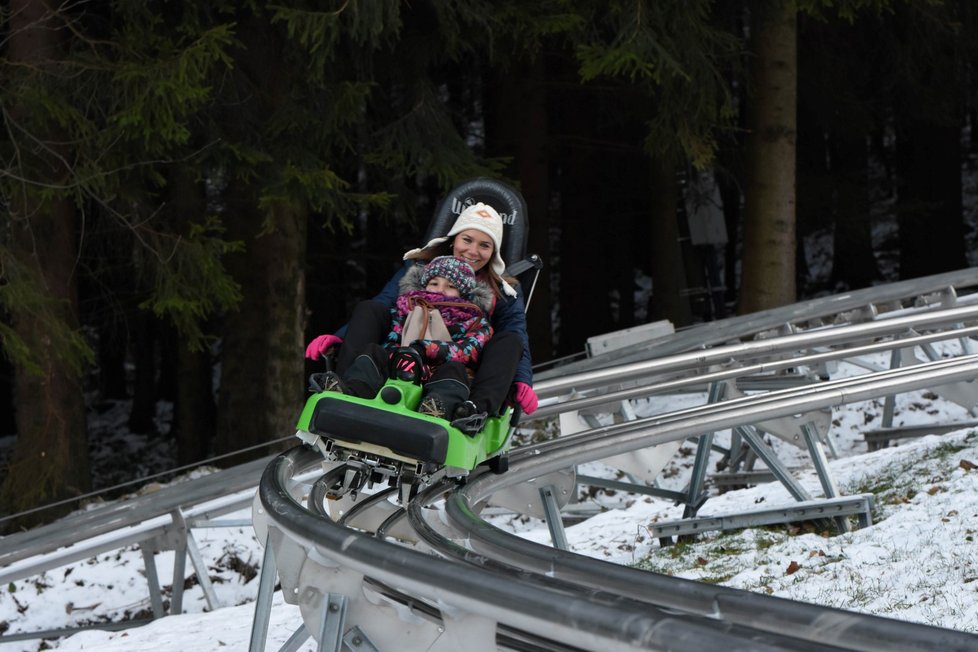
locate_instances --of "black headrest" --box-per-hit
[423,178,528,269]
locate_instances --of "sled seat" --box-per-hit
[310,394,450,465]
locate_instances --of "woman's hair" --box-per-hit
[413,237,515,299]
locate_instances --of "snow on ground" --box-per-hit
[2,355,978,650]
[45,593,310,652]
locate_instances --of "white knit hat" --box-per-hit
[403,202,516,297]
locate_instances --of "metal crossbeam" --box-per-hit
[864,419,978,451]
[649,494,875,540]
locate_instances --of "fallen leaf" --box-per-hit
[696,557,708,566]
[786,560,801,575]
[960,459,976,471]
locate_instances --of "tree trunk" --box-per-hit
[0,0,91,529]
[128,311,158,434]
[486,54,553,362]
[213,195,307,465]
[3,201,90,525]
[716,169,742,310]
[164,164,215,465]
[738,0,798,314]
[554,91,615,356]
[211,15,308,465]
[829,131,879,289]
[96,311,128,400]
[0,357,15,437]
[175,338,214,466]
[648,158,693,326]
[891,2,967,280]
[895,121,966,280]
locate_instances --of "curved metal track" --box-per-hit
[252,268,978,652]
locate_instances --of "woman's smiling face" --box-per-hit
[450,228,494,273]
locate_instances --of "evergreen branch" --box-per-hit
[135,216,243,351]
[0,0,89,54]
[270,0,398,47]
[365,84,498,187]
[0,100,221,192]
[0,247,94,376]
[258,162,393,234]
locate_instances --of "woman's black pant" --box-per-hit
[468,330,522,415]
[335,300,391,376]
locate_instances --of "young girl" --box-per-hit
[317,256,493,426]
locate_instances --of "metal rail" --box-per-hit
[252,358,978,651]
[256,448,841,652]
[425,358,978,651]
[532,301,978,410]
[250,268,978,651]
[534,266,978,379]
[0,456,275,625]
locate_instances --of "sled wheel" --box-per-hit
[488,452,509,475]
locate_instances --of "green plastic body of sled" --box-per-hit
[296,378,511,470]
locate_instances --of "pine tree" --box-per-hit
[559,1,741,331]
[889,0,970,279]
[0,0,244,524]
[1,0,92,527]
[739,0,799,314]
[797,12,884,292]
[739,0,893,311]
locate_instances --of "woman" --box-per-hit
[317,255,494,424]
[306,202,537,431]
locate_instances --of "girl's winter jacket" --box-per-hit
[383,265,493,370]
[337,261,533,387]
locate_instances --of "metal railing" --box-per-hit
[249,268,978,651]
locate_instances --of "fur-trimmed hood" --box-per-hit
[398,264,494,314]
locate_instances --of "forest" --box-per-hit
[1,0,976,528]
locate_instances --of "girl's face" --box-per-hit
[451,228,494,272]
[426,276,461,297]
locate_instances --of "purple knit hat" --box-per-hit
[420,256,476,296]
